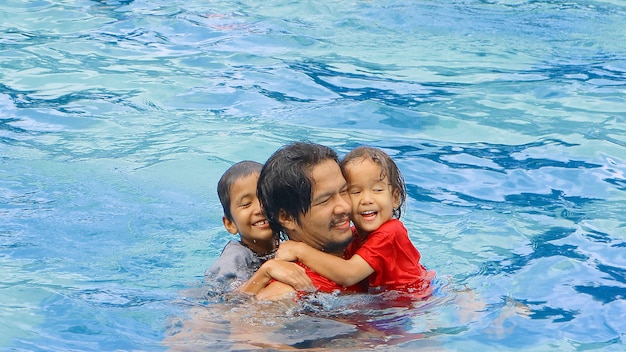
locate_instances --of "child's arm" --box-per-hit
[237,259,314,295]
[276,241,374,287]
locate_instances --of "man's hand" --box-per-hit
[237,259,314,295]
[265,259,314,292]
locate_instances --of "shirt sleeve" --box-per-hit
[205,241,258,284]
[354,224,397,276]
[353,219,425,289]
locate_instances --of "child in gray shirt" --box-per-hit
[205,161,275,290]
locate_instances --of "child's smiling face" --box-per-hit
[343,157,400,236]
[223,173,274,254]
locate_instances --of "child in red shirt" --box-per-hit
[276,146,434,297]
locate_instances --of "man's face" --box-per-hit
[282,159,353,254]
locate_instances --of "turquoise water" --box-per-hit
[1,0,625,350]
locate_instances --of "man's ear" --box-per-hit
[278,209,296,231]
[222,216,238,235]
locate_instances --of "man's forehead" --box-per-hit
[310,160,345,193]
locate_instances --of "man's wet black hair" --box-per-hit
[257,142,339,237]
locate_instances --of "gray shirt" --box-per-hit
[205,240,272,290]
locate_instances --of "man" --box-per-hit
[164,142,364,349]
[238,142,364,300]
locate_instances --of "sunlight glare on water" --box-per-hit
[1,0,625,351]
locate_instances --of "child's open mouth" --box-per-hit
[360,210,378,220]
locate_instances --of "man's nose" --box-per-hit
[335,193,351,213]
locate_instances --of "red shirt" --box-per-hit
[297,262,364,294]
[352,219,434,297]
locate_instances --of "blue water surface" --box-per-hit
[1,0,625,351]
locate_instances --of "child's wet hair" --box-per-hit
[217,160,263,221]
[340,146,406,219]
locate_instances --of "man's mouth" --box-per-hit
[330,216,351,229]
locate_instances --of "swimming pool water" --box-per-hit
[1,0,625,351]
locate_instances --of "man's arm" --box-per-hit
[256,281,298,301]
[276,241,374,287]
[237,259,314,295]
